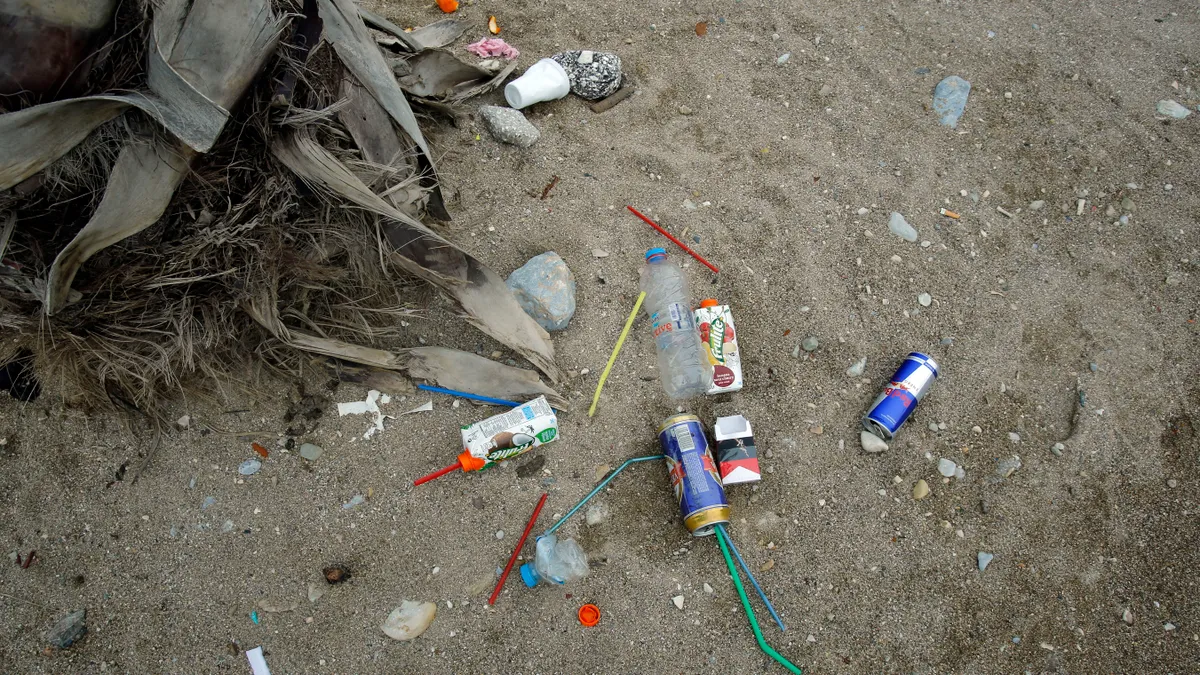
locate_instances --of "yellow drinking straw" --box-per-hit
[588,291,646,417]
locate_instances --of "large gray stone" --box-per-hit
[506,252,576,332]
[479,105,540,148]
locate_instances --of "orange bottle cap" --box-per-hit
[578,604,601,627]
[457,451,486,472]
[700,298,719,308]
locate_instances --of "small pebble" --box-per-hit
[937,458,957,477]
[1008,432,1021,444]
[46,609,87,648]
[672,595,685,610]
[776,53,791,66]
[1166,479,1178,489]
[299,443,323,461]
[971,425,982,434]
[977,551,994,571]
[857,207,869,215]
[807,634,817,643]
[678,105,694,115]
[997,456,1022,478]
[918,292,932,307]
[495,530,505,540]
[1164,622,1176,631]
[928,422,939,432]
[1029,200,1045,211]
[1122,608,1134,625]
[846,357,867,377]
[592,249,609,258]
[238,459,262,476]
[585,503,610,526]
[1051,442,1064,457]
[801,336,820,352]
[1156,99,1191,120]
[912,479,930,500]
[704,582,714,594]
[888,212,919,242]
[860,431,888,454]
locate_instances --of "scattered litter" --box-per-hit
[466,37,519,60]
[714,415,760,485]
[488,15,500,34]
[588,292,645,417]
[299,443,323,461]
[382,601,437,640]
[417,384,519,407]
[997,455,1022,478]
[415,397,559,485]
[308,583,327,603]
[933,75,971,128]
[977,552,994,571]
[863,353,939,440]
[250,610,259,624]
[585,503,610,525]
[402,400,434,415]
[46,609,86,648]
[337,390,392,439]
[520,532,588,587]
[888,212,919,242]
[505,58,569,109]
[492,493,549,604]
[939,208,960,219]
[1156,100,1191,120]
[628,206,720,273]
[343,494,366,509]
[251,442,269,458]
[578,603,601,627]
[238,459,262,476]
[246,646,271,675]
[697,300,743,393]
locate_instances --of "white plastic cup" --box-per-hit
[504,58,570,109]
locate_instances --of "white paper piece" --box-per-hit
[337,390,390,438]
[402,400,433,415]
[246,646,271,675]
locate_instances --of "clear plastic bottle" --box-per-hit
[640,248,712,399]
[519,534,588,587]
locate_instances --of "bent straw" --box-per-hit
[413,460,461,486]
[716,523,787,632]
[715,526,803,674]
[588,291,646,417]
[543,455,663,536]
[489,492,549,605]
[417,384,520,407]
[626,205,720,273]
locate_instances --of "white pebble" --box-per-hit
[703,583,714,594]
[495,530,505,540]
[860,430,889,454]
[1008,432,1021,444]
[918,292,932,307]
[672,595,685,610]
[937,458,957,477]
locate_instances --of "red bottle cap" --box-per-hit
[578,604,601,627]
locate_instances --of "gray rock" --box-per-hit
[888,212,918,242]
[1029,200,1045,211]
[506,252,577,331]
[552,50,622,100]
[1156,99,1191,120]
[918,292,932,307]
[299,443,323,461]
[479,106,540,148]
[933,75,971,128]
[846,357,867,378]
[47,609,86,648]
[937,458,957,477]
[860,430,888,454]
[977,551,994,571]
[801,335,820,352]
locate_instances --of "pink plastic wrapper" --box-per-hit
[466,37,519,60]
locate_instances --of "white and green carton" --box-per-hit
[460,396,558,469]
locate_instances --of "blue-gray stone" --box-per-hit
[933,75,971,128]
[977,551,994,571]
[47,609,86,648]
[506,252,576,332]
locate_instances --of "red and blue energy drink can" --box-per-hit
[658,414,730,537]
[862,352,940,440]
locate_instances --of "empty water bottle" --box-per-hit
[640,248,711,399]
[519,534,588,587]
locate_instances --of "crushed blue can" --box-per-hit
[862,352,939,440]
[659,414,729,537]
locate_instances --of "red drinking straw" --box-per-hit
[489,492,549,605]
[626,205,720,273]
[412,461,462,486]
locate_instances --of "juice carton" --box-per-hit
[695,299,743,394]
[459,396,558,471]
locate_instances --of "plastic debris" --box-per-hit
[238,459,262,476]
[488,15,500,34]
[578,603,601,627]
[932,75,971,128]
[46,609,86,648]
[246,646,272,675]
[437,0,458,12]
[343,494,366,509]
[337,389,391,439]
[466,37,519,60]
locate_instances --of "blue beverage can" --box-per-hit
[862,352,940,440]
[658,414,730,537]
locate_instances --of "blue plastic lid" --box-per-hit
[645,247,667,260]
[519,562,539,588]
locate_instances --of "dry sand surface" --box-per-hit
[2,0,1199,673]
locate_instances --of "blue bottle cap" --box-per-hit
[519,562,539,588]
[645,247,667,260]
